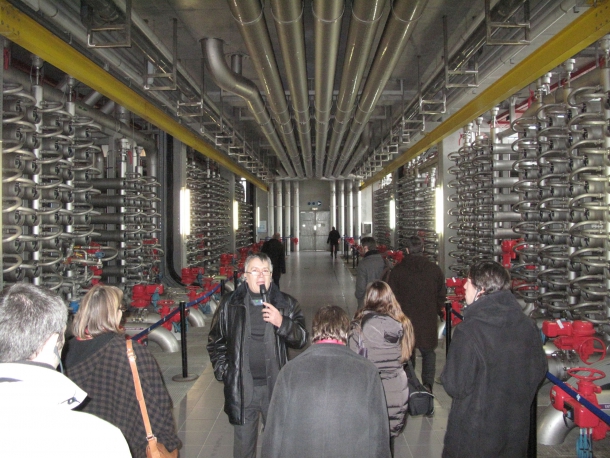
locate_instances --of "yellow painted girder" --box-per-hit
[361,1,610,189]
[0,0,268,191]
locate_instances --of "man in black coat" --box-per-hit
[207,253,307,458]
[327,226,341,258]
[261,233,286,287]
[441,261,547,458]
[261,305,390,458]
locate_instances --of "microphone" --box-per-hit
[260,285,268,303]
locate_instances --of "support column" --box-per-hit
[294,181,300,252]
[330,181,337,229]
[268,182,274,240]
[339,180,345,252]
[353,180,361,242]
[347,179,354,239]
[276,181,283,236]
[284,180,291,256]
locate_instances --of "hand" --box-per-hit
[262,302,283,327]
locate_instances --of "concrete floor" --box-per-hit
[149,251,610,457]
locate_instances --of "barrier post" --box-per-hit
[445,301,452,356]
[220,278,226,295]
[172,301,198,382]
[233,270,239,287]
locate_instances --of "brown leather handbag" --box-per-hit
[126,339,178,458]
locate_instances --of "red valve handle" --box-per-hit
[567,367,606,382]
[578,337,607,365]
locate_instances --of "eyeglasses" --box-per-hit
[246,269,272,276]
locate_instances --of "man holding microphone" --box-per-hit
[207,253,308,458]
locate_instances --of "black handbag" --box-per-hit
[404,360,435,416]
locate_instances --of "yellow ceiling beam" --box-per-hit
[0,0,268,191]
[361,1,610,189]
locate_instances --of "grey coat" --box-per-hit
[355,250,387,309]
[349,312,408,437]
[261,343,391,458]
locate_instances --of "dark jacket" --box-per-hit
[387,253,446,349]
[355,250,387,309]
[261,238,286,277]
[207,281,307,425]
[440,290,547,458]
[349,312,408,437]
[64,333,179,458]
[327,229,341,245]
[261,343,391,458]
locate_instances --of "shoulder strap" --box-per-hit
[126,339,161,458]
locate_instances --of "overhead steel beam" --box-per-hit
[0,0,268,191]
[361,1,610,189]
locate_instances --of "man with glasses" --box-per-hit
[207,253,307,458]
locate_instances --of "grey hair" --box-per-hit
[312,305,350,344]
[245,252,273,273]
[0,283,67,362]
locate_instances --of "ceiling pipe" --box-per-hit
[83,90,104,106]
[202,37,294,178]
[339,0,427,176]
[313,0,344,178]
[324,0,387,177]
[226,0,304,178]
[270,0,313,178]
[341,122,372,177]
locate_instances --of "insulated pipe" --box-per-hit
[340,122,372,176]
[294,181,300,252]
[341,0,427,175]
[270,0,313,178]
[313,0,344,178]
[268,182,275,239]
[226,0,304,178]
[202,38,295,177]
[324,0,387,177]
[276,182,283,236]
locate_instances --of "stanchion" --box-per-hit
[445,301,452,356]
[352,247,356,269]
[172,301,198,382]
[233,270,239,287]
[220,278,226,295]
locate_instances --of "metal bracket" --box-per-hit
[485,0,530,46]
[444,16,479,89]
[87,0,132,48]
[144,18,178,91]
[177,100,204,119]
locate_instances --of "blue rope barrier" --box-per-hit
[546,371,610,427]
[130,283,221,342]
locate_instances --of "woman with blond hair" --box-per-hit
[349,280,415,454]
[64,284,179,458]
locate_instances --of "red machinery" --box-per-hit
[444,277,466,326]
[551,368,610,441]
[158,300,181,332]
[542,320,606,364]
[385,250,404,265]
[500,239,520,268]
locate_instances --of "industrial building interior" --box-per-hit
[2,0,610,456]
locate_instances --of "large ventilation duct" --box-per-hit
[324,0,387,177]
[227,0,304,178]
[341,122,372,176]
[202,37,294,177]
[340,0,427,176]
[313,0,344,178]
[270,0,313,178]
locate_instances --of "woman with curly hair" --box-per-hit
[349,280,415,454]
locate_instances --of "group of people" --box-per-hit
[0,237,547,458]
[209,248,548,458]
[1,283,179,457]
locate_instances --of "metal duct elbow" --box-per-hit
[201,37,295,177]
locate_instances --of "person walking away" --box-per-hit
[349,281,415,456]
[387,235,446,396]
[327,226,341,258]
[64,284,180,458]
[355,236,388,309]
[261,233,286,287]
[208,252,308,458]
[262,305,391,458]
[441,261,547,458]
[0,283,130,457]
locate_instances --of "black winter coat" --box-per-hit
[64,333,179,458]
[261,238,286,279]
[388,254,446,349]
[441,290,547,458]
[207,282,307,425]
